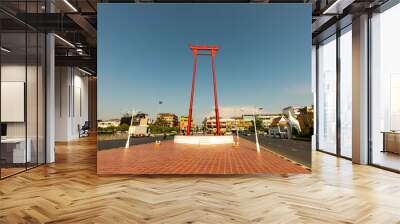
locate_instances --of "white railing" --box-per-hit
[174,135,234,145]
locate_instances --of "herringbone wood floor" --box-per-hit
[1,136,400,224]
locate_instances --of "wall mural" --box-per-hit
[97,3,312,175]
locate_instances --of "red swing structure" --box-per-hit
[186,44,221,136]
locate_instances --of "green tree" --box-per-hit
[249,118,264,133]
[104,126,116,133]
[117,123,129,132]
[149,118,171,134]
[291,126,299,137]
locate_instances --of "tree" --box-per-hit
[119,113,132,126]
[149,118,173,134]
[249,118,264,133]
[291,126,299,137]
[153,118,169,127]
[117,123,129,132]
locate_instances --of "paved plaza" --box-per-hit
[97,138,309,175]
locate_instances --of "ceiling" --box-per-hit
[0,0,390,75]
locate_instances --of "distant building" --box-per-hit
[242,115,254,122]
[232,117,252,131]
[138,114,150,126]
[120,113,149,126]
[180,116,189,124]
[157,113,178,127]
[179,116,189,134]
[269,116,289,138]
[297,106,314,137]
[282,106,302,117]
[279,105,314,138]
[281,106,302,136]
[242,113,281,130]
[205,117,235,134]
[118,113,150,136]
[256,114,282,128]
[97,119,120,128]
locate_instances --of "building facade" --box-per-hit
[97,119,120,128]
[205,118,235,135]
[157,113,178,127]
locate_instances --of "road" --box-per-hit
[98,135,174,150]
[240,134,311,168]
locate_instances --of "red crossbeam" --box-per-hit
[189,44,219,51]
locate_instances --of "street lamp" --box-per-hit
[235,119,240,146]
[253,107,263,152]
[125,109,136,149]
[156,100,163,144]
[235,108,246,146]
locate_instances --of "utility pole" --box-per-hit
[253,107,262,152]
[125,109,136,149]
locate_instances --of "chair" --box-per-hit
[79,121,90,138]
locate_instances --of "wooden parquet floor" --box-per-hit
[1,136,400,224]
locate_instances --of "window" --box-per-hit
[370,3,400,171]
[0,3,46,179]
[339,26,352,158]
[317,35,337,154]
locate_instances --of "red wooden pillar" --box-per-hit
[187,49,197,136]
[211,49,221,135]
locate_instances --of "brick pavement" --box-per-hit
[97,138,310,175]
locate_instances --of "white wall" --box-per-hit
[55,67,89,141]
[72,73,89,138]
[311,45,316,150]
[55,66,69,141]
[1,64,26,139]
[1,64,41,138]
[1,63,46,164]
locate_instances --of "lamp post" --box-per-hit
[156,100,163,144]
[253,107,263,153]
[125,109,136,149]
[236,119,240,145]
[236,108,245,146]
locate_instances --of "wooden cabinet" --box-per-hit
[382,132,400,154]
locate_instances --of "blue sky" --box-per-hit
[98,4,312,122]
